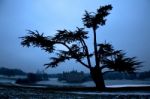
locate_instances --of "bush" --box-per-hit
[16,73,48,84]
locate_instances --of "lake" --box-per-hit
[37,78,150,87]
[0,77,150,87]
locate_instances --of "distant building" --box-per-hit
[36,70,49,81]
[58,70,86,83]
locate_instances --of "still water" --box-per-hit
[0,77,150,87]
[37,78,150,87]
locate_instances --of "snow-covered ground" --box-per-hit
[0,76,150,98]
[0,85,149,99]
[0,77,150,98]
[69,91,150,95]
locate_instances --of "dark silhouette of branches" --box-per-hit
[103,52,142,73]
[20,4,142,90]
[20,28,92,69]
[82,5,112,30]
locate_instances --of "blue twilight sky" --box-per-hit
[0,0,150,73]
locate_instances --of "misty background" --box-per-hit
[0,0,150,73]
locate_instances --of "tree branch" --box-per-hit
[54,41,90,69]
[102,70,114,75]
[93,28,99,67]
[100,65,108,70]
[80,38,92,68]
[77,59,90,69]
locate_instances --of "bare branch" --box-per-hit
[100,65,108,70]
[102,70,114,75]
[50,41,90,69]
[75,28,92,68]
[80,38,92,68]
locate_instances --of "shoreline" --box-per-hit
[0,82,150,91]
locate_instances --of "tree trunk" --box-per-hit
[90,66,105,91]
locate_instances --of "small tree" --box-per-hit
[20,5,141,90]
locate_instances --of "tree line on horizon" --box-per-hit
[0,67,149,81]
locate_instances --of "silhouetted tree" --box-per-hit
[20,5,141,91]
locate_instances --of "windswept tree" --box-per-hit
[20,5,141,90]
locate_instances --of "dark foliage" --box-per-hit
[82,5,112,29]
[16,73,48,84]
[58,70,87,83]
[20,28,92,68]
[138,71,150,79]
[103,52,141,73]
[97,42,142,73]
[0,67,26,76]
